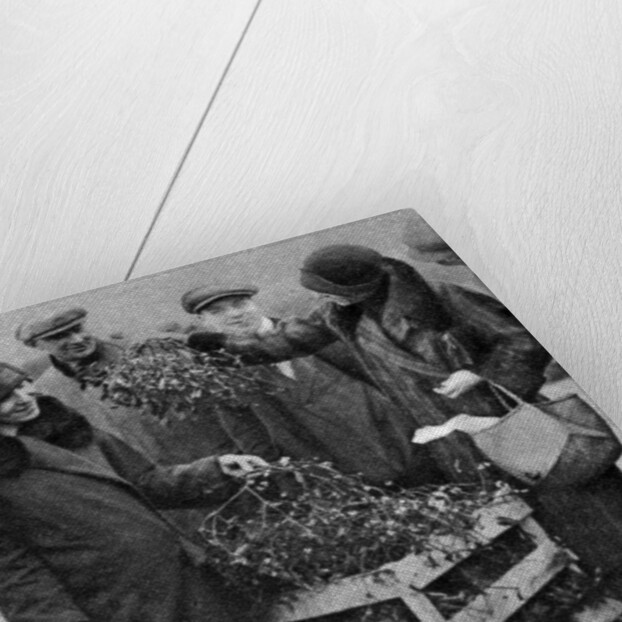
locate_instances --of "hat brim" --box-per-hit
[299,270,382,298]
[33,317,85,342]
[193,289,258,313]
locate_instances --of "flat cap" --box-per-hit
[0,363,29,401]
[181,285,258,314]
[15,308,88,346]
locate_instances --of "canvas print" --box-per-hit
[0,209,620,622]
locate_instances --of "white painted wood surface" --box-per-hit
[0,0,257,311]
[130,0,622,423]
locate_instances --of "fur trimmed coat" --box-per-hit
[189,259,622,585]
[0,396,250,622]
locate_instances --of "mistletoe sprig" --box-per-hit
[78,338,280,424]
[200,459,516,597]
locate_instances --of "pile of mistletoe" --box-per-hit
[198,459,597,621]
[77,337,278,423]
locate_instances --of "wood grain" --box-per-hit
[132,0,622,424]
[0,0,257,312]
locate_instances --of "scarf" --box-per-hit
[0,396,94,477]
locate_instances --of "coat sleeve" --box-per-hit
[97,433,239,509]
[188,309,338,364]
[0,529,90,622]
[312,341,377,386]
[441,285,552,399]
[216,406,281,461]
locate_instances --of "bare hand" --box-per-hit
[217,454,270,478]
[434,370,482,399]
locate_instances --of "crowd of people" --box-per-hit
[1,242,622,621]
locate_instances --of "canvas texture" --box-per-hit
[0,209,620,622]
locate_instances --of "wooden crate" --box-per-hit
[268,497,571,622]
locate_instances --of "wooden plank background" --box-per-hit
[1,1,622,444]
[0,0,258,310]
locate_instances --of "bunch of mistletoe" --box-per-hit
[199,458,518,604]
[77,337,279,424]
[200,460,597,621]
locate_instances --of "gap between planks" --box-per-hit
[123,0,265,282]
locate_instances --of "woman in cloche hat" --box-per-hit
[191,244,552,484]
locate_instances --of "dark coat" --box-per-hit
[191,258,551,482]
[34,341,237,535]
[527,467,622,581]
[190,261,622,584]
[209,347,420,485]
[0,396,251,622]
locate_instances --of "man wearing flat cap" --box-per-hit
[182,283,426,486]
[16,308,97,361]
[16,308,236,466]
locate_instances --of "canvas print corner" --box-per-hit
[0,210,621,622]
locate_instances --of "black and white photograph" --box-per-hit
[4,2,622,621]
[1,210,621,622]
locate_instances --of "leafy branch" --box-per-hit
[77,338,281,424]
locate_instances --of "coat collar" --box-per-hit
[0,395,97,478]
[0,433,127,486]
[18,434,130,487]
[321,258,454,342]
[375,259,453,335]
[20,395,94,447]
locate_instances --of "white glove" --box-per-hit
[433,370,482,398]
[217,454,270,477]
[412,414,501,444]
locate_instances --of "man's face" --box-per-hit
[0,381,40,426]
[198,296,266,337]
[34,324,97,363]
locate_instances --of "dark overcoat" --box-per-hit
[191,258,551,483]
[0,397,251,622]
[34,340,237,534]
[208,344,419,485]
[189,258,622,586]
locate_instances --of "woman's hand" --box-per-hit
[412,414,501,444]
[217,454,269,478]
[433,370,482,399]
